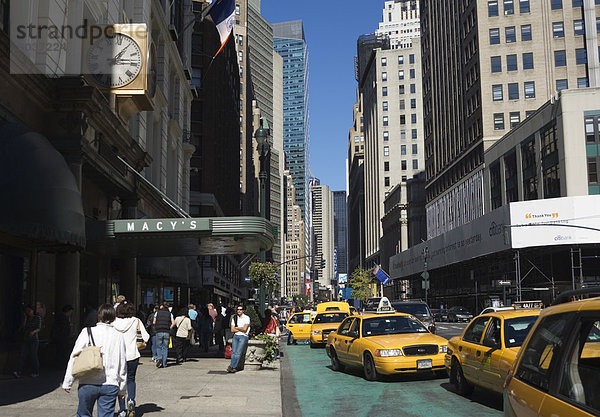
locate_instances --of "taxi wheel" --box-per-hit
[363,353,380,381]
[451,359,474,396]
[330,349,344,372]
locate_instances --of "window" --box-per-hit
[504,0,514,14]
[510,112,520,127]
[490,28,500,44]
[597,17,600,34]
[520,0,530,12]
[411,114,417,123]
[399,70,404,80]
[553,22,564,38]
[381,57,387,66]
[554,50,567,67]
[384,177,390,186]
[383,116,389,126]
[382,86,388,96]
[399,85,405,94]
[506,26,516,42]
[238,51,243,62]
[384,161,389,171]
[191,68,202,88]
[514,314,573,391]
[493,84,503,101]
[409,54,415,64]
[508,83,519,99]
[576,48,587,65]
[521,24,532,41]
[410,69,415,79]
[491,56,502,72]
[494,113,505,130]
[412,144,418,154]
[401,160,407,170]
[400,130,406,140]
[383,131,389,141]
[523,52,534,69]
[413,159,419,169]
[524,81,535,98]
[572,0,583,6]
[491,162,502,208]
[400,115,406,124]
[354,136,360,142]
[522,138,537,200]
[410,98,416,108]
[384,146,390,156]
[551,0,562,9]
[383,101,389,111]
[556,79,568,91]
[412,129,418,139]
[410,84,416,93]
[574,20,585,35]
[401,145,407,155]
[238,34,243,46]
[507,54,518,71]
[464,317,491,343]
[489,1,499,16]
[402,176,407,182]
[382,72,387,81]
[398,55,404,64]
[235,4,240,14]
[577,77,589,88]
[400,99,405,110]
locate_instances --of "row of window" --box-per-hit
[383,114,418,126]
[382,71,417,81]
[383,129,419,141]
[381,54,416,67]
[382,98,418,110]
[488,0,600,16]
[490,53,533,72]
[489,20,598,45]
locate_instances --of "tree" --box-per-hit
[349,266,373,302]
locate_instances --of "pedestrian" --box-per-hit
[113,303,149,417]
[213,304,225,353]
[174,307,193,363]
[207,303,217,346]
[145,305,159,362]
[114,295,126,309]
[198,306,213,353]
[227,304,250,373]
[51,304,74,368]
[153,302,175,368]
[14,304,42,378]
[187,304,198,344]
[263,308,280,360]
[83,304,98,328]
[62,304,127,417]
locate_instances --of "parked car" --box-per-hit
[447,306,473,323]
[392,300,436,334]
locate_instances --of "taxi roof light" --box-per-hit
[375,297,395,314]
[512,300,543,310]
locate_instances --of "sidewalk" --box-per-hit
[0,344,282,417]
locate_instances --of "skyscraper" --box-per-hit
[312,185,335,290]
[272,20,310,224]
[333,191,348,275]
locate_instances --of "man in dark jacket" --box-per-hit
[153,302,175,368]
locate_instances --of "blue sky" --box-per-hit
[260,1,384,192]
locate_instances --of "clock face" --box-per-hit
[87,33,142,88]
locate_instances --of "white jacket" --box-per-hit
[62,323,127,394]
[113,317,150,361]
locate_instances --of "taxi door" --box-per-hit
[344,318,363,367]
[457,316,491,385]
[332,317,355,364]
[478,317,505,392]
[286,312,312,340]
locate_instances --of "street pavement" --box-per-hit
[0,344,282,417]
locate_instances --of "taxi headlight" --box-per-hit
[439,345,448,353]
[311,330,321,335]
[374,349,403,357]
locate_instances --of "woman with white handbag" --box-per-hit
[113,303,149,417]
[62,304,127,417]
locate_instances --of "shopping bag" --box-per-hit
[224,344,232,359]
[169,336,173,349]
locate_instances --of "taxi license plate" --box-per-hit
[417,359,432,369]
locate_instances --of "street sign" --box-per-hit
[422,279,430,290]
[495,280,512,287]
[421,271,430,280]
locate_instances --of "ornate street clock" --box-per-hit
[86,32,143,88]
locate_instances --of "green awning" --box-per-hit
[0,123,85,249]
[87,216,274,257]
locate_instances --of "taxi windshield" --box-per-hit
[362,316,428,336]
[313,313,348,323]
[504,315,538,348]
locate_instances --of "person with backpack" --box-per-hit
[62,304,127,417]
[227,304,250,373]
[153,302,175,368]
[145,305,159,363]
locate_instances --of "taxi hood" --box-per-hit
[366,332,446,348]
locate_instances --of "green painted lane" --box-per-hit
[285,344,503,417]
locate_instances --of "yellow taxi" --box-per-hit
[286,311,313,341]
[325,298,448,381]
[445,307,541,395]
[504,288,600,417]
[310,310,349,348]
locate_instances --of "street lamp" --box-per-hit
[255,118,270,315]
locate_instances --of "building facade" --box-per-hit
[283,170,306,297]
[312,185,335,290]
[333,190,348,275]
